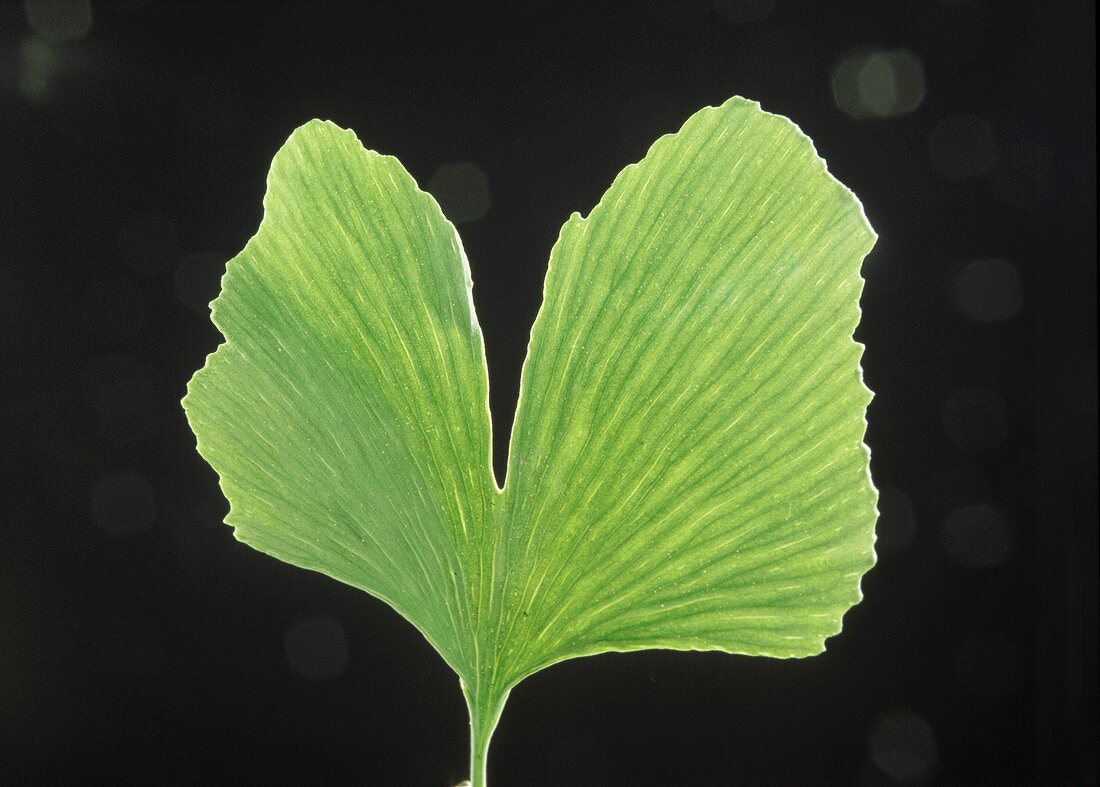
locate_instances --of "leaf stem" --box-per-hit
[462,679,509,787]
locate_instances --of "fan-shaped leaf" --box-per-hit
[184,97,877,786]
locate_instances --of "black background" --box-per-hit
[1,1,1096,784]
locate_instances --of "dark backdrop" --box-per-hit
[1,1,1095,784]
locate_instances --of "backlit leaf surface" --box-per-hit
[184,97,877,785]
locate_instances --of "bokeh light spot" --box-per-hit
[427,162,490,224]
[91,471,156,536]
[875,485,917,555]
[832,48,926,120]
[942,504,1012,568]
[869,709,939,782]
[174,252,228,314]
[17,37,64,102]
[284,615,349,681]
[940,386,1009,452]
[955,630,1022,697]
[929,115,996,178]
[22,0,92,43]
[953,257,1023,323]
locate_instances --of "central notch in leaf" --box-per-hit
[183,96,878,786]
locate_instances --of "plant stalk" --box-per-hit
[462,679,509,787]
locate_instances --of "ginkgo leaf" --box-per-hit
[183,96,877,786]
[183,122,497,677]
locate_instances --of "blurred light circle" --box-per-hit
[91,471,156,535]
[955,630,1022,697]
[174,252,227,314]
[831,48,926,120]
[929,115,996,178]
[869,709,939,782]
[875,485,917,555]
[953,257,1023,323]
[942,504,1012,568]
[23,0,92,43]
[17,37,64,102]
[427,162,490,224]
[940,386,1009,452]
[284,616,349,681]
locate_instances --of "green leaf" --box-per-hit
[184,97,877,785]
[183,120,497,677]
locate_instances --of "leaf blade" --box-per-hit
[498,97,877,679]
[184,102,879,785]
[183,120,496,675]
